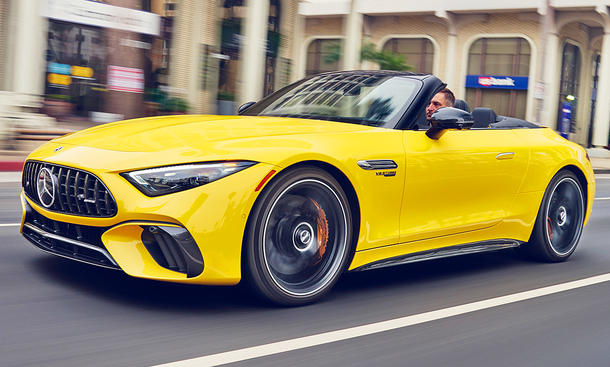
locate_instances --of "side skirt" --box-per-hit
[350,239,523,272]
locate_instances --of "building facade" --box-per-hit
[298,0,610,151]
[0,0,299,121]
[169,0,299,114]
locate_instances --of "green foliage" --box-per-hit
[267,30,282,58]
[144,88,166,103]
[324,42,342,64]
[360,42,412,71]
[161,97,189,112]
[323,41,413,71]
[217,91,235,101]
[46,94,72,102]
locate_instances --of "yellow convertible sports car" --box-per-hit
[20,71,595,305]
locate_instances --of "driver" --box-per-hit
[426,88,455,121]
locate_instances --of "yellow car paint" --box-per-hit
[21,114,595,284]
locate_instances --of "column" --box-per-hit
[436,11,458,91]
[342,0,362,70]
[9,0,47,95]
[540,32,560,127]
[592,31,610,147]
[445,33,457,91]
[238,0,270,104]
[186,0,203,113]
[291,12,305,82]
[105,0,146,119]
[0,0,8,90]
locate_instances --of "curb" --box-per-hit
[0,161,24,172]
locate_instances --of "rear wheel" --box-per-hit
[245,167,353,306]
[524,170,585,262]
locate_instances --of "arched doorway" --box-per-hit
[587,53,600,147]
[556,42,581,139]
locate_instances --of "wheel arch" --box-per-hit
[240,160,362,281]
[558,164,589,208]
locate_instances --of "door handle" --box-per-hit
[496,152,515,160]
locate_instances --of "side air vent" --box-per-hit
[357,159,398,170]
[141,226,204,278]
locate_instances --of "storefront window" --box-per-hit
[43,3,167,120]
[305,39,341,77]
[465,37,531,119]
[45,20,107,116]
[382,38,434,74]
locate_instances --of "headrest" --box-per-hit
[454,99,470,113]
[471,107,497,128]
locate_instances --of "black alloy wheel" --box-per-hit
[525,170,585,262]
[245,167,353,306]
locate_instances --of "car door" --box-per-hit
[400,128,529,243]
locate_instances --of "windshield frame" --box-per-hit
[241,72,424,129]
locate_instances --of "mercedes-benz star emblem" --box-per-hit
[37,168,57,208]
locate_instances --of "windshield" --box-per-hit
[244,73,421,127]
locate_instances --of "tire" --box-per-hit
[524,170,585,262]
[245,166,353,306]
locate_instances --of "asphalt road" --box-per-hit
[1,174,609,367]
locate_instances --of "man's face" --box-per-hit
[426,92,449,120]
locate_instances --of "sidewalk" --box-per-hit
[590,156,610,174]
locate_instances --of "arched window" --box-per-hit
[305,39,341,77]
[465,37,531,119]
[382,38,434,74]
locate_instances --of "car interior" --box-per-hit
[418,97,541,131]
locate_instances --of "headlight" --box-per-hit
[121,161,257,196]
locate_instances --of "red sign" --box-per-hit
[107,65,144,93]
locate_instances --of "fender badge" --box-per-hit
[376,171,396,177]
[54,146,63,152]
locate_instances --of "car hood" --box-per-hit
[53,114,373,152]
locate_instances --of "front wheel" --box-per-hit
[524,170,585,262]
[245,167,353,306]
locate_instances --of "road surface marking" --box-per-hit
[595,197,610,200]
[152,273,610,367]
[0,223,20,227]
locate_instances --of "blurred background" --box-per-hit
[0,0,609,164]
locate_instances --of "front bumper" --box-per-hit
[20,161,278,285]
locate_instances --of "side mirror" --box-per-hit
[426,107,474,140]
[238,101,256,114]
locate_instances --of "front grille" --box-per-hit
[23,161,117,217]
[22,204,120,270]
